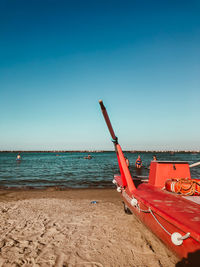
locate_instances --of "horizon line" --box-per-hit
[0,150,199,153]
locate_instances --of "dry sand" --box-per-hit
[0,188,179,267]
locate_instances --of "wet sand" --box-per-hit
[0,188,179,267]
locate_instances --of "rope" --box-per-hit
[137,204,151,213]
[111,137,118,144]
[137,203,190,244]
[166,178,200,196]
[177,179,195,195]
[121,187,190,244]
[148,208,171,236]
[121,186,190,242]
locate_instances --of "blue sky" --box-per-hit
[0,0,199,150]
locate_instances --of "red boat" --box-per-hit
[99,100,200,260]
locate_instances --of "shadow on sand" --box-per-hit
[176,250,200,267]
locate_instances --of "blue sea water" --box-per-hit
[0,152,200,189]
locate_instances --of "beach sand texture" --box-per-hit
[0,189,178,267]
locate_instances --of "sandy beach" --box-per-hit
[0,188,180,267]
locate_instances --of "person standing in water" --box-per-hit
[16,154,21,161]
[125,157,130,167]
[148,155,157,169]
[135,155,142,169]
[153,155,157,161]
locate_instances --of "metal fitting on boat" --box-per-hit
[171,232,190,246]
[117,187,122,192]
[112,179,117,185]
[131,197,138,207]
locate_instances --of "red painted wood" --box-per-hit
[116,152,127,187]
[149,161,191,188]
[116,178,200,259]
[116,144,136,192]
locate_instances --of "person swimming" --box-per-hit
[135,155,142,169]
[84,155,92,159]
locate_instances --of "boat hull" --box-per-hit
[114,175,200,259]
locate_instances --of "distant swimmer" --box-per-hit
[16,154,21,161]
[135,155,142,169]
[84,155,92,159]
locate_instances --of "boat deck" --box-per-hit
[135,183,200,241]
[183,196,200,205]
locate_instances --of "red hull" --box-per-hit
[114,174,200,259]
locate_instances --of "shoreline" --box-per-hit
[0,188,118,203]
[0,188,179,266]
[0,185,115,192]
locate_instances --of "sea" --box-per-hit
[0,152,200,189]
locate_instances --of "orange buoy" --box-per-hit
[194,179,200,195]
[165,178,200,196]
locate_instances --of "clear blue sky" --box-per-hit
[0,0,199,150]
